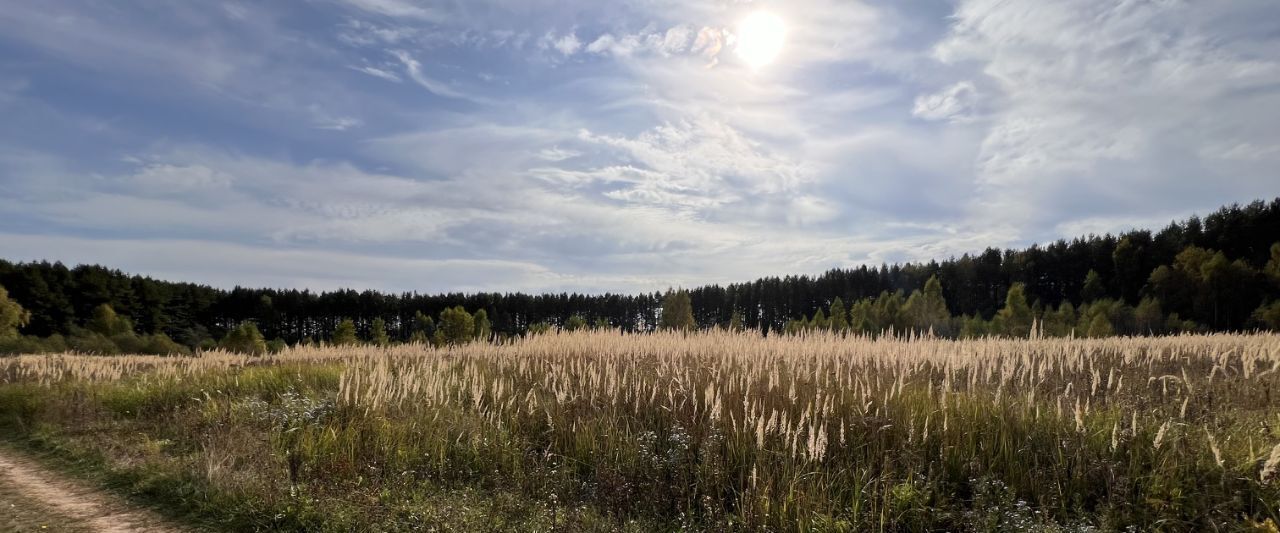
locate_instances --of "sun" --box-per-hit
[735,11,787,68]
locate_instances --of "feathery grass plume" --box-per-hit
[1263,444,1280,483]
[3,330,1280,530]
[1206,429,1224,469]
[1153,420,1171,450]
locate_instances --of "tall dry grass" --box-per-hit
[2,331,1279,530]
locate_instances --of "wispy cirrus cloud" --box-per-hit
[0,0,1277,292]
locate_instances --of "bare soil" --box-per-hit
[0,447,184,533]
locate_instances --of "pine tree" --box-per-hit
[872,291,906,334]
[905,275,949,335]
[994,283,1034,338]
[728,310,745,332]
[370,317,390,347]
[959,315,990,339]
[564,314,587,331]
[1044,301,1076,337]
[849,299,874,335]
[0,285,29,340]
[811,308,828,331]
[332,319,358,346]
[828,297,849,332]
[658,289,696,331]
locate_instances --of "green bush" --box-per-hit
[220,323,267,355]
[68,332,121,355]
[266,338,288,355]
[141,333,190,356]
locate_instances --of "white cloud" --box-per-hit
[336,0,443,21]
[129,163,233,190]
[912,81,977,122]
[349,65,402,82]
[390,49,481,101]
[932,0,1280,230]
[536,147,581,162]
[4,0,1280,295]
[313,116,363,131]
[550,32,582,56]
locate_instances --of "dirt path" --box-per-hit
[0,446,186,533]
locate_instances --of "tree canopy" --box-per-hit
[0,198,1278,351]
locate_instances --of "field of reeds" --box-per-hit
[2,331,1280,531]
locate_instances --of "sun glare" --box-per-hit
[735,11,787,68]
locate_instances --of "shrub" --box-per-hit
[219,323,267,355]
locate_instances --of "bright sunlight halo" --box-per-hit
[735,11,787,68]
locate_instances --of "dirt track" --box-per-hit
[0,446,184,532]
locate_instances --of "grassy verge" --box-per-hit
[0,366,645,532]
[2,334,1280,531]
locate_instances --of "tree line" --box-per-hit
[2,198,1279,354]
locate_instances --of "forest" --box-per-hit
[2,198,1279,354]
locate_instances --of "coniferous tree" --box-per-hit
[905,275,949,335]
[332,319,358,346]
[809,308,827,331]
[871,291,907,334]
[564,314,587,331]
[1112,235,1148,304]
[849,299,874,335]
[828,297,849,332]
[959,315,990,339]
[728,310,745,332]
[370,317,390,347]
[0,199,1277,342]
[1081,270,1106,303]
[1044,301,1077,337]
[994,283,1034,338]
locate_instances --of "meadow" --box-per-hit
[2,331,1279,531]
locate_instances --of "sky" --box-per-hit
[1,0,1278,294]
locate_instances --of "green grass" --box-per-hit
[2,334,1280,531]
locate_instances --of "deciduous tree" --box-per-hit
[0,285,29,340]
[659,289,696,331]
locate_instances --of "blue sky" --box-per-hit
[1,0,1277,293]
